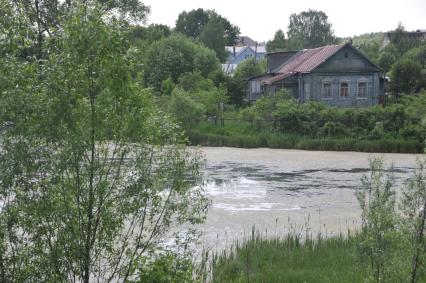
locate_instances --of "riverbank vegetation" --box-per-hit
[213,234,367,282]
[213,158,426,282]
[187,91,426,153]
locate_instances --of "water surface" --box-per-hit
[198,147,423,250]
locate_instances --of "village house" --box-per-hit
[247,43,385,107]
[222,36,266,75]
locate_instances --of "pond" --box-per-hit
[197,147,423,251]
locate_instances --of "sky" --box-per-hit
[143,0,426,42]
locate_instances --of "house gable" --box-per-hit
[314,45,381,73]
[228,46,265,65]
[230,46,255,64]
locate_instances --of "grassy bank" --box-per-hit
[189,130,424,153]
[213,234,368,283]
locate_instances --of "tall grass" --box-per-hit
[212,232,368,283]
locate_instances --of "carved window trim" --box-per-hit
[357,79,368,99]
[339,80,350,98]
[322,80,333,100]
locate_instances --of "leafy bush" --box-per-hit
[168,89,205,132]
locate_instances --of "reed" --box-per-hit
[189,130,424,154]
[212,231,368,283]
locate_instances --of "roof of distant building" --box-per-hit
[259,43,380,85]
[236,36,257,47]
[272,44,344,74]
[225,45,267,56]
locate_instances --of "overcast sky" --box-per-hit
[143,0,426,42]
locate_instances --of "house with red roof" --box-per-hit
[247,43,385,107]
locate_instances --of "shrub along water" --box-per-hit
[184,91,426,153]
[189,130,424,153]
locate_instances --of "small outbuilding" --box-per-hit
[247,43,385,107]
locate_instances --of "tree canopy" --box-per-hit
[143,35,220,91]
[175,8,240,45]
[287,9,336,49]
[199,14,227,62]
[0,2,208,282]
[266,29,288,52]
[128,24,172,45]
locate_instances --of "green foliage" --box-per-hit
[168,89,206,132]
[213,233,367,283]
[355,158,426,282]
[161,76,175,96]
[224,58,265,108]
[287,9,336,49]
[266,29,287,52]
[178,71,214,92]
[131,250,194,283]
[0,5,208,282]
[175,8,240,45]
[233,58,265,80]
[356,158,404,282]
[351,32,383,64]
[128,24,172,45]
[388,23,422,55]
[189,91,426,153]
[195,46,221,76]
[199,14,227,62]
[390,59,423,94]
[378,50,397,73]
[400,159,426,282]
[143,35,219,91]
[405,44,426,68]
[4,0,150,60]
[223,75,246,107]
[194,86,229,122]
[175,8,210,39]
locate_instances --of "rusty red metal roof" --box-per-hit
[276,44,345,74]
[261,73,294,85]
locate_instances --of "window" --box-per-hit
[322,82,332,98]
[251,81,260,93]
[357,81,367,97]
[245,54,253,59]
[340,82,349,97]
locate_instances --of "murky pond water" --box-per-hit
[197,147,423,250]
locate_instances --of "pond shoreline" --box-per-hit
[189,132,425,153]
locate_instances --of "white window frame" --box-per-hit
[339,80,350,98]
[322,80,333,100]
[357,79,368,99]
